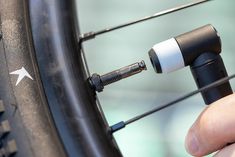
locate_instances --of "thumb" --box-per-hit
[185,93,235,157]
[213,143,235,157]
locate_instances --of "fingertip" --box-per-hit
[185,94,235,157]
[185,129,201,156]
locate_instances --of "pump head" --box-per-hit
[149,24,221,73]
[149,24,232,104]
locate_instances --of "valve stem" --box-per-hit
[89,61,147,92]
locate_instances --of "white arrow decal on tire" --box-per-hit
[10,67,34,86]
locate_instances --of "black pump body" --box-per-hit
[190,52,232,104]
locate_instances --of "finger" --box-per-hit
[214,143,235,157]
[185,93,235,157]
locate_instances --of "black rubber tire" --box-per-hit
[0,0,122,157]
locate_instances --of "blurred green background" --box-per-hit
[76,0,235,156]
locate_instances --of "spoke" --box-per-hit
[110,74,235,133]
[79,0,212,42]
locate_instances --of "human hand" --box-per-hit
[185,93,235,157]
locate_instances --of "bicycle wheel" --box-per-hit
[1,0,234,157]
[0,0,122,156]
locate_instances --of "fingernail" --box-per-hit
[185,131,200,155]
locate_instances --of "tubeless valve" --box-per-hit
[89,61,147,92]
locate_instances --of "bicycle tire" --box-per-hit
[0,0,122,157]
